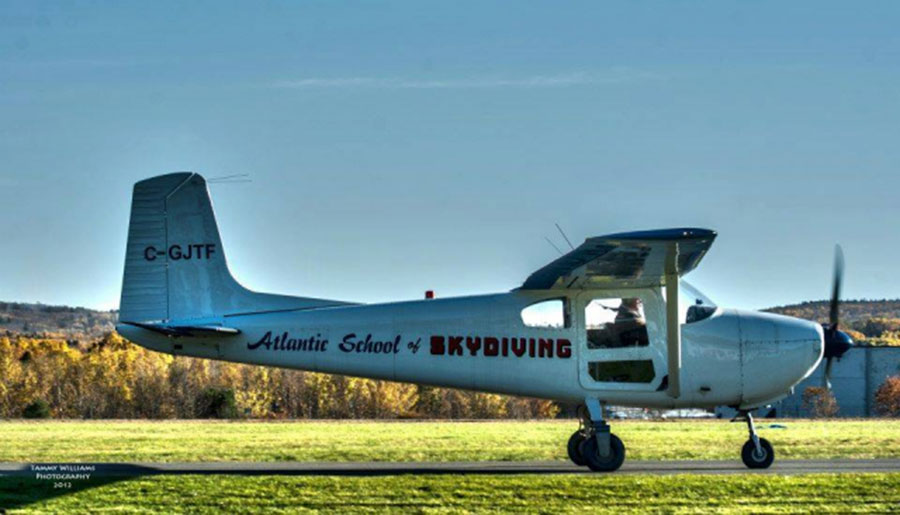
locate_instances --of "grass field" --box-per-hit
[1,419,899,462]
[4,473,900,513]
[3,419,900,513]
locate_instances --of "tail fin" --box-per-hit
[119,172,344,323]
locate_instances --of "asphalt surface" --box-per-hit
[2,459,900,477]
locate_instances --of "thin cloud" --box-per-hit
[271,70,662,90]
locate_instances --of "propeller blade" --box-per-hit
[821,244,850,391]
[829,245,844,328]
[823,357,834,390]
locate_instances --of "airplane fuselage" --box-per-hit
[118,287,823,410]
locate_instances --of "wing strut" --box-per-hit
[665,242,681,399]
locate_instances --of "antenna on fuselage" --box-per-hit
[544,236,564,256]
[555,223,576,251]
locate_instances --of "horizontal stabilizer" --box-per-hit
[121,321,241,338]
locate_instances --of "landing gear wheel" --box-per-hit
[741,438,774,469]
[567,431,587,466]
[579,433,625,472]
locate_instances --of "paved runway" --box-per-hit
[2,459,900,477]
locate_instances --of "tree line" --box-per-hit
[0,333,558,420]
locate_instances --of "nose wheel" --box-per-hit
[739,411,775,469]
[568,400,626,472]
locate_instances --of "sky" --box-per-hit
[1,1,899,312]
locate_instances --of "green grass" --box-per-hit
[1,419,899,463]
[3,420,900,513]
[4,473,900,513]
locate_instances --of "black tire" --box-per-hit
[579,433,626,472]
[741,438,775,469]
[567,431,587,466]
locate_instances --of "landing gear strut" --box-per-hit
[568,399,626,472]
[738,410,774,469]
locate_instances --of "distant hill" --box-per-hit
[765,299,900,324]
[3,298,900,347]
[0,301,116,342]
[766,299,900,346]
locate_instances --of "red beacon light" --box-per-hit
[425,290,434,299]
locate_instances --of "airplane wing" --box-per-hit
[522,228,717,290]
[120,321,241,338]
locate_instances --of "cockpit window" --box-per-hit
[681,281,718,324]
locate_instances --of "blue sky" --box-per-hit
[1,1,898,311]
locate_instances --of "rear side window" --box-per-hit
[521,299,569,328]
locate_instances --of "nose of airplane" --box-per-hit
[736,310,824,408]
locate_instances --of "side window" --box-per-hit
[521,299,569,329]
[585,297,649,349]
[588,360,655,383]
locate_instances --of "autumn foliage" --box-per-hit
[874,375,900,417]
[0,334,558,419]
[801,386,840,418]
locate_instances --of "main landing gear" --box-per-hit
[567,399,625,472]
[737,410,775,469]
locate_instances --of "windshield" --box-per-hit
[681,281,716,308]
[680,281,718,323]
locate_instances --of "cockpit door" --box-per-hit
[576,288,667,391]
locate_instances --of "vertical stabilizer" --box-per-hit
[119,172,345,322]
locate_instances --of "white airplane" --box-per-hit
[116,172,853,472]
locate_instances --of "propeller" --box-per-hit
[821,245,853,389]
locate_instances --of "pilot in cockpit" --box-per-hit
[613,298,648,347]
[615,298,643,324]
[587,298,649,349]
